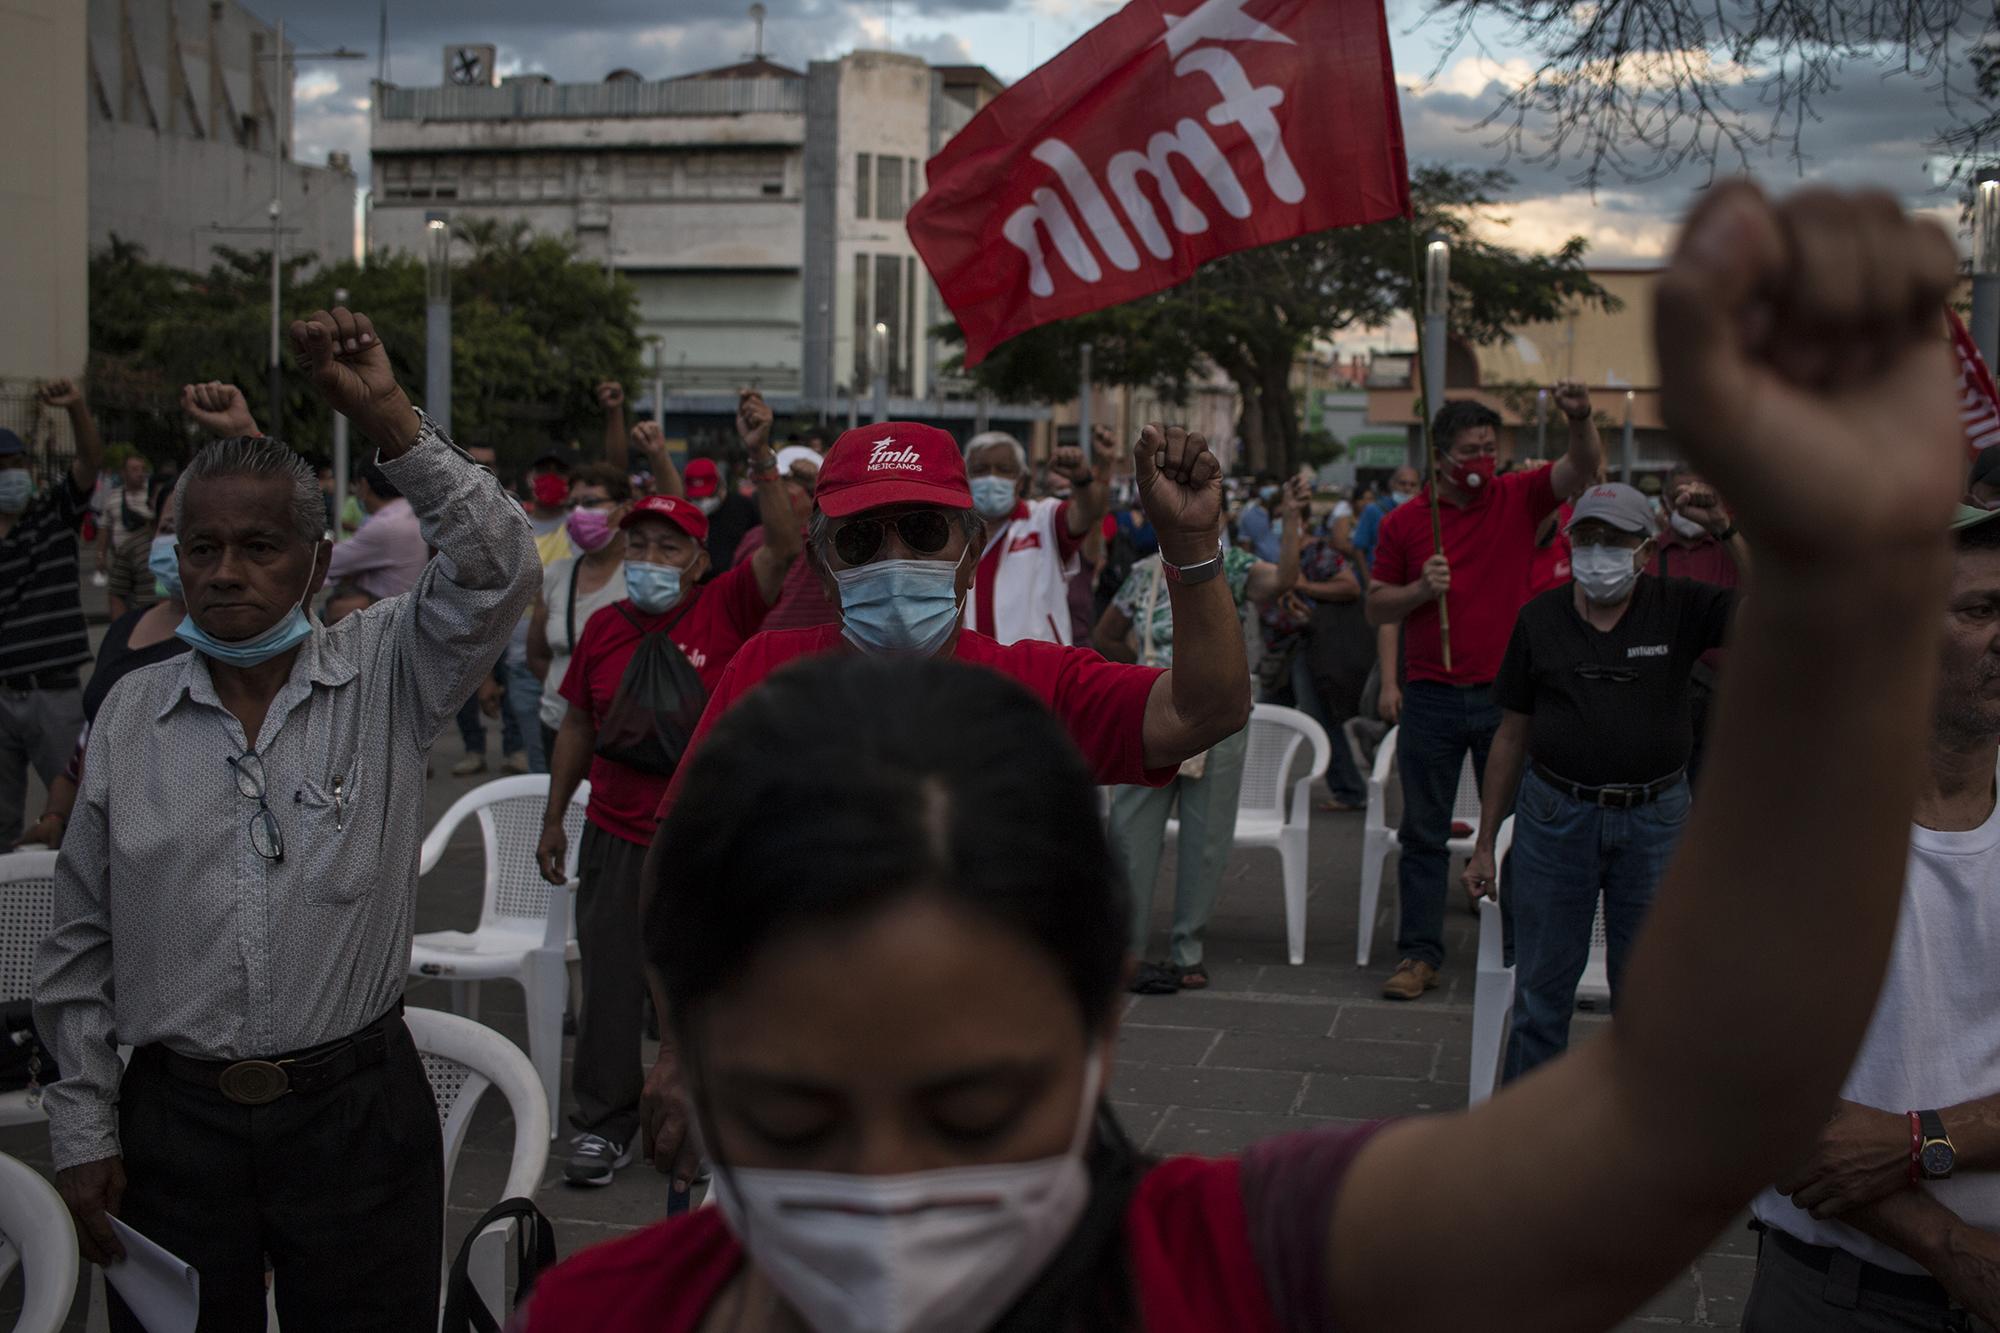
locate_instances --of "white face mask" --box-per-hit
[712,1051,1104,1333]
[1571,543,1642,605]
[1668,513,1707,540]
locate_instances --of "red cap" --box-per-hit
[683,458,721,499]
[815,423,972,518]
[619,493,710,541]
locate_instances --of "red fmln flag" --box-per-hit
[909,0,1409,368]
[1950,308,2000,457]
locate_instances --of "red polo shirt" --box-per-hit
[560,560,771,845]
[655,623,1174,819]
[1371,465,1559,686]
[1650,528,1741,673]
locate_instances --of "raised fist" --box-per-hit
[631,420,668,457]
[1553,381,1592,422]
[596,382,625,410]
[1674,482,1729,535]
[735,388,773,454]
[1653,183,1959,558]
[1281,475,1312,518]
[37,378,83,411]
[288,307,414,447]
[1133,424,1224,565]
[180,381,259,439]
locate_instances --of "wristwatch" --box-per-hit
[1918,1109,1957,1180]
[1714,523,1738,541]
[1162,539,1226,586]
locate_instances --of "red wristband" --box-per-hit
[1909,1109,1923,1184]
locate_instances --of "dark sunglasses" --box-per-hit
[832,510,954,566]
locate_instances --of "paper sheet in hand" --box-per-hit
[104,1216,199,1333]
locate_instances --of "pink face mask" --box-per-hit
[566,506,616,552]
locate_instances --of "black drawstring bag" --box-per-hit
[593,603,709,777]
[440,1197,558,1333]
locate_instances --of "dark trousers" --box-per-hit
[108,1018,443,1332]
[456,659,524,758]
[1500,768,1688,1081]
[1747,1225,1994,1332]
[571,821,650,1145]
[1393,680,1502,968]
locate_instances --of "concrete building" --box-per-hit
[85,0,357,274]
[1364,268,1676,482]
[369,46,1041,437]
[1,0,90,462]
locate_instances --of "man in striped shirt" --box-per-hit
[0,378,102,844]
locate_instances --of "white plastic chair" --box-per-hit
[0,1150,78,1333]
[1354,729,1482,966]
[0,849,58,1129]
[407,1006,551,1325]
[1163,704,1330,966]
[1469,816,1610,1106]
[409,777,588,1135]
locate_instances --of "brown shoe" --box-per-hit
[1381,958,1439,1001]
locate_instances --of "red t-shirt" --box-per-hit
[514,1127,1388,1333]
[655,623,1174,819]
[1526,503,1574,597]
[1370,466,1560,687]
[731,524,838,632]
[559,560,772,845]
[1650,529,1741,673]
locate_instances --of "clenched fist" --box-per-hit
[1553,381,1592,423]
[288,307,418,451]
[181,381,260,439]
[1133,424,1224,566]
[37,378,84,411]
[735,388,773,455]
[596,381,625,411]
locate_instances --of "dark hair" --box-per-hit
[569,460,631,502]
[1957,517,2000,551]
[360,462,401,500]
[1432,399,1502,452]
[648,655,1127,1034]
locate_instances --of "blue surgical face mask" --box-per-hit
[626,561,685,614]
[835,558,963,657]
[175,547,323,668]
[1386,491,1410,509]
[1258,486,1279,505]
[0,469,32,514]
[970,475,1018,521]
[149,535,183,601]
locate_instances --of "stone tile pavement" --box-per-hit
[2,717,1752,1329]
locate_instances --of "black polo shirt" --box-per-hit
[1494,575,1735,787]
[0,470,95,680]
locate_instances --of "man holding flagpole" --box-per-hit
[1366,384,1602,1000]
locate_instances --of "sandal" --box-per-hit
[1177,964,1209,990]
[1128,961,1181,995]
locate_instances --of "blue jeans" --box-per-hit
[455,659,524,758]
[503,642,547,773]
[1393,680,1502,968]
[1501,766,1689,1081]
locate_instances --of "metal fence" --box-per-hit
[0,387,76,486]
[380,77,806,123]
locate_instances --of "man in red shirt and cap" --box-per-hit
[533,396,799,1187]
[634,418,1253,1195]
[682,456,760,573]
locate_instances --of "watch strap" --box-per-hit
[1920,1108,1950,1143]
[1908,1110,1923,1184]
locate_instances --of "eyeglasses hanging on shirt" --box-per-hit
[1572,663,1638,684]
[227,752,286,863]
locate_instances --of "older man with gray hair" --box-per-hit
[33,306,539,1331]
[959,425,1116,644]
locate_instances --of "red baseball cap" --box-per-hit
[620,493,710,541]
[683,458,721,499]
[815,423,972,518]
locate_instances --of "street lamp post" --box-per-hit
[332,285,350,539]
[425,216,452,435]
[1078,342,1094,456]
[870,322,889,424]
[1422,235,1449,464]
[1621,390,1636,483]
[1535,388,1549,461]
[1974,172,2000,374]
[646,335,665,428]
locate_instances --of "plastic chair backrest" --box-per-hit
[1239,703,1330,823]
[0,850,58,1007]
[421,776,588,938]
[0,1149,80,1333]
[405,1007,550,1203]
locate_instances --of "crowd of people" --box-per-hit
[0,182,1991,1333]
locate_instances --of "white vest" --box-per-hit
[962,496,1081,646]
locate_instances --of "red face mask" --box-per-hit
[531,473,569,507]
[1444,455,1496,492]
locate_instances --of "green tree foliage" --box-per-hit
[942,167,1615,475]
[86,228,642,472]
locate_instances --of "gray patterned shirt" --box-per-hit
[33,414,538,1170]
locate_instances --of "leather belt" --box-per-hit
[1531,762,1685,810]
[151,1002,402,1107]
[1759,1222,1954,1309]
[1,671,79,692]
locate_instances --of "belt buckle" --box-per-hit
[1600,787,1636,810]
[217,1059,291,1105]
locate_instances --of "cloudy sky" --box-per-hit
[259,0,1976,280]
